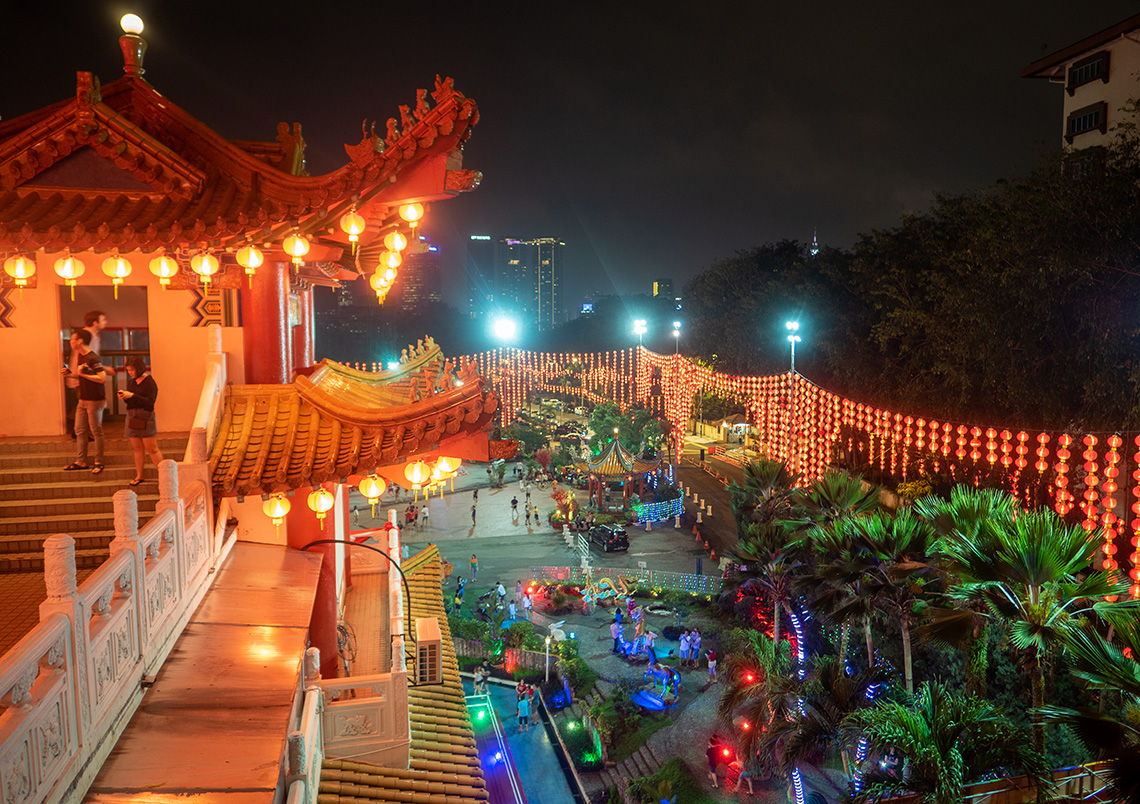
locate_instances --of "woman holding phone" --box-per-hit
[119,357,164,486]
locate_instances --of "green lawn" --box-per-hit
[610,711,672,763]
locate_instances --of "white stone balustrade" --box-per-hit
[0,459,227,804]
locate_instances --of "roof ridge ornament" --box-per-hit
[119,14,147,77]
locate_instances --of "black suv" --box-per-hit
[588,525,629,552]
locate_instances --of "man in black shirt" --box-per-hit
[63,329,107,473]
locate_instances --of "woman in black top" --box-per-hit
[118,356,164,486]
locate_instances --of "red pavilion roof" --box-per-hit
[0,68,480,255]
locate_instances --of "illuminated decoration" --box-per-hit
[236,244,264,287]
[357,474,387,517]
[1054,435,1073,516]
[100,253,132,298]
[339,208,366,253]
[384,231,408,252]
[1132,435,1140,598]
[3,255,35,295]
[53,254,86,300]
[283,233,311,265]
[370,270,395,303]
[148,252,179,288]
[1102,435,1122,600]
[399,203,424,229]
[306,486,335,523]
[262,494,291,533]
[379,250,403,270]
[120,13,144,33]
[190,251,221,289]
[632,496,684,523]
[1080,434,1100,535]
[404,459,431,499]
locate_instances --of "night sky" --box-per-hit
[4,2,1139,310]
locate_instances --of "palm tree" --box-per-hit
[912,486,1018,697]
[792,470,881,532]
[935,507,1129,755]
[716,630,795,762]
[801,522,879,668]
[854,509,937,695]
[1039,624,1140,803]
[728,458,799,541]
[845,681,1050,804]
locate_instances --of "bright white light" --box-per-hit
[786,320,799,332]
[633,319,647,336]
[788,335,802,344]
[386,361,399,370]
[673,320,681,329]
[492,317,517,341]
[120,13,144,34]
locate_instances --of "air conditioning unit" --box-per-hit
[415,617,442,685]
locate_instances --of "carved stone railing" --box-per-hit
[184,323,227,464]
[0,457,230,804]
[285,649,325,804]
[320,669,410,770]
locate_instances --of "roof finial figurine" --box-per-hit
[810,228,820,257]
[119,13,147,77]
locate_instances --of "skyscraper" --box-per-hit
[466,235,495,319]
[391,236,442,313]
[532,237,565,331]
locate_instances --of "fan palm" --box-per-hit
[793,470,881,532]
[717,630,795,762]
[913,486,1018,697]
[1039,624,1140,803]
[728,458,799,538]
[935,508,1133,754]
[801,519,879,668]
[845,681,1050,804]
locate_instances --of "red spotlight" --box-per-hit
[722,748,731,757]
[744,672,755,683]
[741,721,751,730]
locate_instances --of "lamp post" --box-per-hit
[672,320,681,354]
[545,635,552,682]
[786,321,801,373]
[633,319,647,347]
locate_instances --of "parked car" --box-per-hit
[588,525,629,552]
[574,406,588,416]
[541,398,563,411]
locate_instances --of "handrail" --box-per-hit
[186,354,226,463]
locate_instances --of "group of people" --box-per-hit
[470,661,537,734]
[63,310,164,485]
[402,504,429,528]
[509,492,541,527]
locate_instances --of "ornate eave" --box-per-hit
[0,71,481,254]
[209,348,498,497]
[576,438,661,479]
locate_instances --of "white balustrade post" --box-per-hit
[206,322,223,355]
[39,534,93,740]
[110,489,149,649]
[388,512,405,673]
[304,647,321,691]
[189,426,208,464]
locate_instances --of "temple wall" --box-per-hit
[0,255,246,437]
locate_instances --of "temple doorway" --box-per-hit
[60,286,151,425]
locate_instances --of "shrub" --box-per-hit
[628,758,720,804]
[448,615,491,642]
[560,655,598,696]
[503,621,536,649]
[563,718,604,771]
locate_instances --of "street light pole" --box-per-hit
[786,321,801,374]
[672,320,681,354]
[545,635,551,682]
[633,319,647,348]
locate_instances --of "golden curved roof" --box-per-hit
[209,354,496,497]
[576,438,662,478]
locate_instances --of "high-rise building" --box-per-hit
[494,237,536,321]
[652,278,673,299]
[391,236,442,313]
[466,235,495,318]
[532,237,565,331]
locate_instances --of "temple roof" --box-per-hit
[0,69,480,254]
[208,350,497,497]
[577,438,661,478]
[320,545,487,803]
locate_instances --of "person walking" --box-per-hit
[119,357,164,485]
[470,554,478,579]
[707,649,718,683]
[515,580,523,602]
[63,329,107,474]
[421,504,430,528]
[689,629,702,669]
[610,619,622,654]
[707,738,722,788]
[351,505,361,527]
[508,600,517,622]
[453,591,463,615]
[496,581,506,604]
[473,488,479,504]
[471,504,477,526]
[510,496,519,518]
[522,592,532,621]
[679,630,691,669]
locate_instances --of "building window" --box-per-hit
[1067,51,1109,95]
[1066,102,1107,143]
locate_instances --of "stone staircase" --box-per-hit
[0,434,187,572]
[567,681,663,803]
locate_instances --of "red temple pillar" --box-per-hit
[292,284,315,371]
[241,260,292,384]
[287,489,339,679]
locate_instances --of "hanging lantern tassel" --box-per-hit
[101,253,132,299]
[307,486,336,524]
[54,254,86,301]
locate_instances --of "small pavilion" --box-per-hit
[578,438,662,509]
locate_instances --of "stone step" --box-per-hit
[0,435,186,456]
[0,439,187,469]
[644,743,661,768]
[0,510,135,537]
[0,494,160,519]
[0,472,159,498]
[0,546,108,573]
[0,530,114,555]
